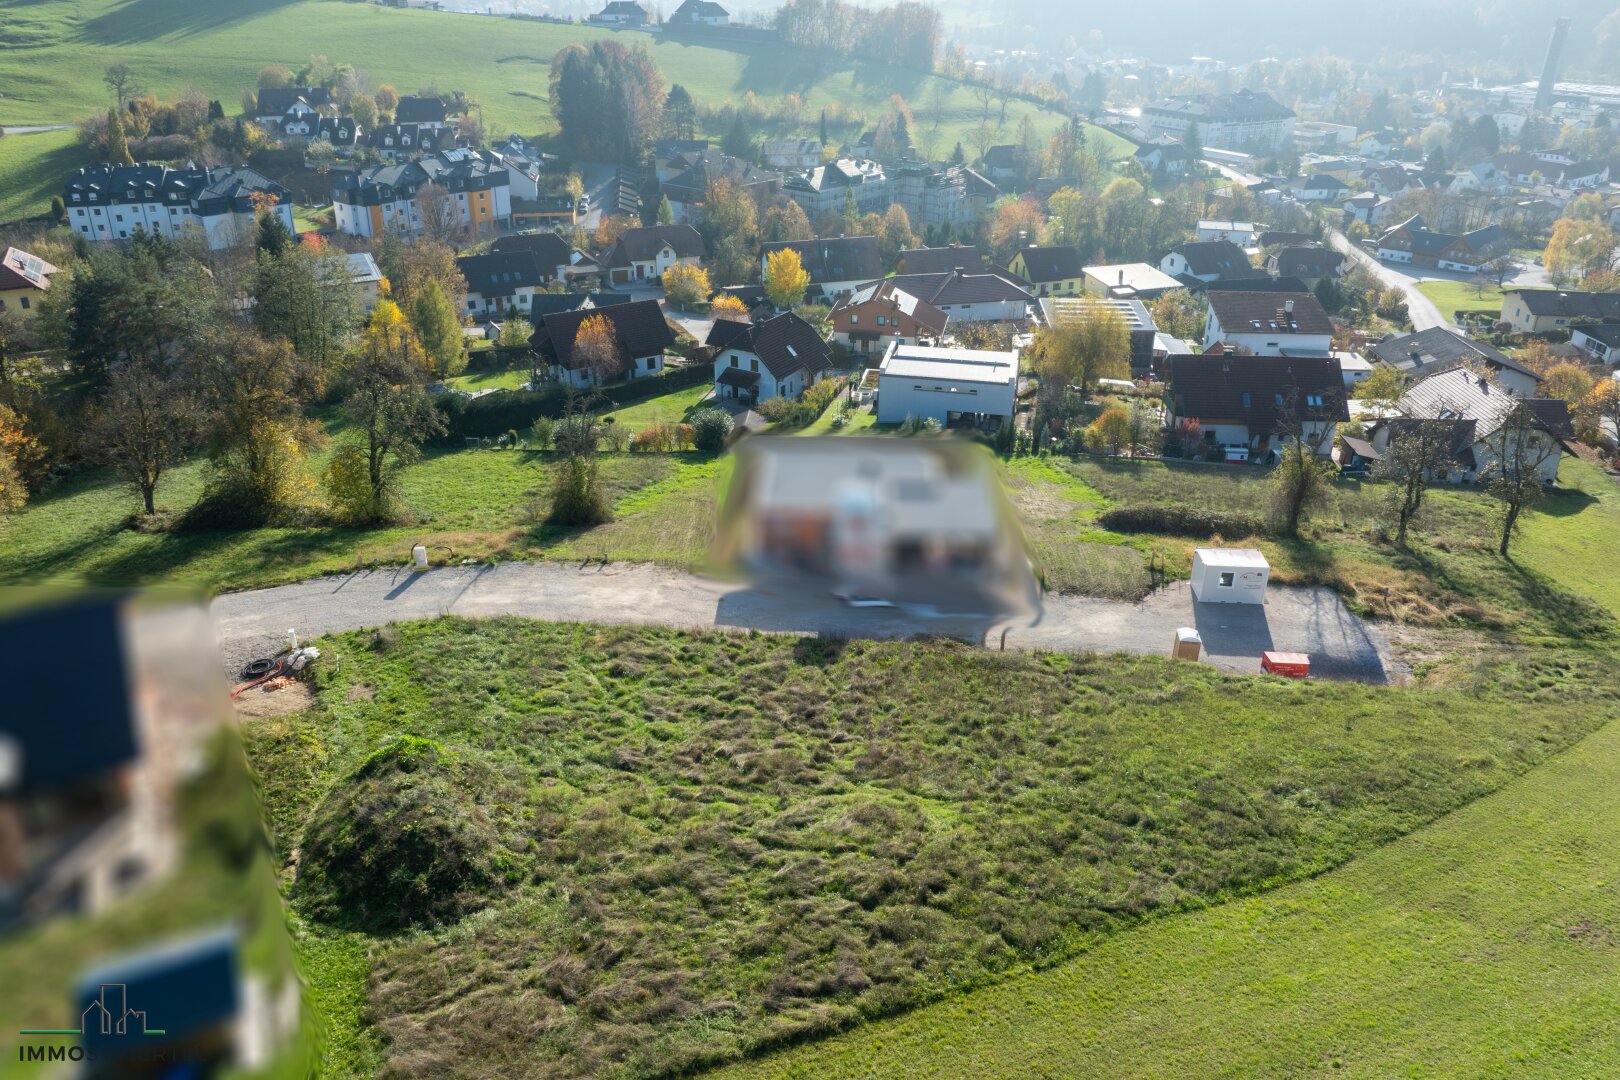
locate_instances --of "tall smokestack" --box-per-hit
[1536,17,1571,113]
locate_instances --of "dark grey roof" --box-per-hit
[896,245,986,274]
[1167,354,1348,431]
[1370,327,1540,383]
[531,299,676,368]
[761,236,882,284]
[1169,240,1266,280]
[1144,88,1295,123]
[603,224,706,267]
[670,0,729,18]
[1269,246,1345,279]
[456,250,547,296]
[1301,174,1349,191]
[1207,291,1334,337]
[1576,323,1620,347]
[527,292,592,318]
[882,270,1033,308]
[705,310,831,380]
[1507,288,1620,320]
[256,86,332,116]
[1014,246,1084,283]
[490,231,574,274]
[396,95,448,125]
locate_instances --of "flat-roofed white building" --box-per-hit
[875,342,1018,428]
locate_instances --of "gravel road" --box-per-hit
[212,561,1394,683]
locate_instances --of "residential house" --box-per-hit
[896,245,986,275]
[829,279,949,355]
[783,158,891,222]
[63,164,293,249]
[1369,367,1572,483]
[600,224,706,285]
[531,299,675,387]
[668,0,730,24]
[1081,262,1184,301]
[331,149,511,238]
[1572,323,1620,363]
[1491,151,1610,188]
[1160,239,1266,285]
[395,95,450,129]
[760,236,882,302]
[709,310,833,402]
[323,251,384,314]
[875,342,1017,426]
[1007,246,1085,298]
[1500,287,1620,334]
[253,86,332,125]
[659,150,782,220]
[1446,161,1511,195]
[1370,327,1543,397]
[1134,141,1190,177]
[489,231,575,283]
[589,0,649,24]
[368,122,459,163]
[1297,174,1351,202]
[1265,245,1345,288]
[1195,219,1259,246]
[1374,215,1508,273]
[0,246,57,317]
[1203,291,1334,356]
[1140,89,1296,153]
[457,250,551,318]
[1363,164,1422,198]
[762,139,823,170]
[310,116,361,152]
[1342,191,1397,228]
[981,145,1023,185]
[1164,352,1349,458]
[878,270,1034,324]
[487,135,549,200]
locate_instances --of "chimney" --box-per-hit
[1284,299,1295,314]
[1118,269,1125,285]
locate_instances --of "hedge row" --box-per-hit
[434,363,712,440]
[1097,504,1268,539]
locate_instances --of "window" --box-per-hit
[730,355,738,367]
[1306,393,1324,407]
[750,358,759,372]
[19,297,29,310]
[467,300,476,311]
[1240,391,1251,407]
[1274,394,1284,407]
[1218,571,1235,587]
[850,314,859,324]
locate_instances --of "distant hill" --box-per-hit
[0,0,1129,224]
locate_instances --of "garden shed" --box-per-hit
[1190,548,1270,604]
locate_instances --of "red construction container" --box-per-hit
[1260,651,1311,678]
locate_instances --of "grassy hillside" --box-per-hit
[0,0,1125,222]
[244,618,1617,1079]
[708,692,1620,1080]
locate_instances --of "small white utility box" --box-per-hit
[1190,548,1270,604]
[412,544,429,571]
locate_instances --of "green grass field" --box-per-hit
[243,618,1617,1079]
[444,368,534,392]
[600,381,714,433]
[1416,277,1505,315]
[708,695,1620,1080]
[0,0,1125,222]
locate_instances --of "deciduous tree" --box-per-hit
[1372,417,1454,547]
[662,263,711,310]
[409,280,467,379]
[763,247,811,309]
[1480,402,1560,556]
[572,314,624,386]
[91,362,199,515]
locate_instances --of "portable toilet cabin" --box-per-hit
[1190,547,1270,604]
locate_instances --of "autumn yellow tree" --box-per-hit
[0,403,39,516]
[572,314,623,386]
[1577,379,1620,447]
[662,262,711,310]
[709,292,751,321]
[1539,361,1597,406]
[1083,405,1131,455]
[364,299,430,373]
[1544,217,1619,286]
[764,247,811,310]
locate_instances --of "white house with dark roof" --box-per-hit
[762,236,883,301]
[709,311,833,402]
[1141,89,1295,153]
[668,0,730,24]
[590,0,650,25]
[600,224,706,285]
[332,149,511,238]
[1203,291,1334,356]
[63,164,292,249]
[1369,327,1542,398]
[1369,367,1573,484]
[875,270,1033,324]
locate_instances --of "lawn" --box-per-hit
[0,441,717,592]
[600,381,715,434]
[1416,276,1505,315]
[707,688,1620,1080]
[0,0,1123,223]
[795,399,878,435]
[242,618,1618,1080]
[444,368,534,392]
[0,127,81,225]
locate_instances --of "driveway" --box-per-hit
[211,562,1394,684]
[1328,229,1445,331]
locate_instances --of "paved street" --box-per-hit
[212,562,1395,683]
[1329,228,1548,333]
